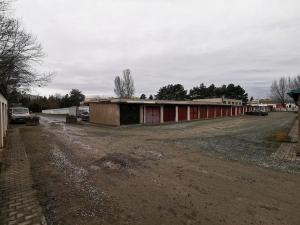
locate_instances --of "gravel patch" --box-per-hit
[49,144,105,202]
[161,113,300,173]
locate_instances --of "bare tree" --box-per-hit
[270,77,291,105]
[0,0,51,100]
[122,69,135,98]
[290,75,300,89]
[114,75,125,97]
[114,69,135,98]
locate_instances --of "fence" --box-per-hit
[42,106,89,116]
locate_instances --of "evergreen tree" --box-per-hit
[155,84,187,100]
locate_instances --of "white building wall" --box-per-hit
[42,108,70,114]
[0,93,8,148]
[42,106,89,116]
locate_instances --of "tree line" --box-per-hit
[140,83,248,103]
[19,89,85,112]
[114,70,249,103]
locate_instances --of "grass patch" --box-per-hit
[271,131,291,142]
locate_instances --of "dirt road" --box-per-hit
[18,112,300,225]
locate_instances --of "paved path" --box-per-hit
[0,128,47,225]
[271,120,300,162]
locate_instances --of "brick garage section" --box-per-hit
[0,129,47,225]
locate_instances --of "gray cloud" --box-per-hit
[15,0,300,98]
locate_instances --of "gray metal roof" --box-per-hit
[89,98,243,106]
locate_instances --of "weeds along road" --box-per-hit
[18,112,300,225]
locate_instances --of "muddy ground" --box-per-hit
[18,112,300,225]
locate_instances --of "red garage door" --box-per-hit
[178,106,187,121]
[221,106,226,117]
[226,107,231,116]
[199,106,207,119]
[145,106,160,124]
[232,107,236,116]
[190,106,198,120]
[216,106,221,117]
[208,106,215,118]
[163,105,176,122]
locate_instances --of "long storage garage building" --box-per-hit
[89,99,252,126]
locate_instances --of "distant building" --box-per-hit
[84,95,114,103]
[193,97,243,106]
[249,99,297,112]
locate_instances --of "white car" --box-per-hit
[9,107,31,123]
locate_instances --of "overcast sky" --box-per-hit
[14,0,300,98]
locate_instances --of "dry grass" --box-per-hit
[271,131,291,142]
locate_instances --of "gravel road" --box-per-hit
[18,112,300,225]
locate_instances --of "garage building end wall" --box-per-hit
[0,93,8,148]
[89,102,120,126]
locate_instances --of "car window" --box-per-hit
[12,108,29,114]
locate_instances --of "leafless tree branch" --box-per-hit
[0,0,52,100]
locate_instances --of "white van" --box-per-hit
[9,107,31,123]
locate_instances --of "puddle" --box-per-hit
[92,153,141,171]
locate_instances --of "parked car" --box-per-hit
[246,111,268,116]
[9,107,31,123]
[79,111,89,121]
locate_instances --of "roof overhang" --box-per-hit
[88,98,243,106]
